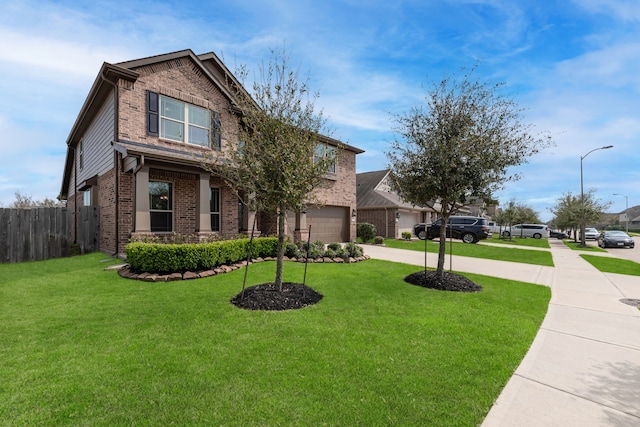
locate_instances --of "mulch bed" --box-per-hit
[404,270,483,292]
[231,282,323,311]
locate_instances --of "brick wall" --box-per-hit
[98,168,116,254]
[117,58,239,157]
[357,208,399,238]
[110,55,358,245]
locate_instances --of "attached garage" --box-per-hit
[307,206,349,243]
[398,211,421,239]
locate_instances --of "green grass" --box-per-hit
[0,254,550,426]
[486,235,550,248]
[563,240,607,252]
[580,254,640,276]
[384,238,554,266]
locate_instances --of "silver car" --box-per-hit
[501,224,550,239]
[583,227,599,240]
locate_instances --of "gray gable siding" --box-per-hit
[72,93,115,196]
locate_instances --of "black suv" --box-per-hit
[413,216,490,244]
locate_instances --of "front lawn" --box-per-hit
[384,238,554,266]
[0,254,550,426]
[486,234,550,248]
[580,254,640,276]
[563,240,606,252]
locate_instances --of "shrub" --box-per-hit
[295,240,325,259]
[344,242,363,258]
[125,237,278,273]
[285,242,299,258]
[327,242,341,251]
[402,231,412,240]
[357,222,376,242]
[307,243,324,259]
[374,236,384,245]
[312,240,325,249]
[323,248,337,258]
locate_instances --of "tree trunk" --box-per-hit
[436,218,447,277]
[275,211,286,290]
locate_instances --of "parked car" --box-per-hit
[597,231,635,248]
[501,224,550,239]
[487,221,504,234]
[413,216,490,244]
[549,230,569,239]
[583,227,599,240]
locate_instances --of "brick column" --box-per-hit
[134,166,150,232]
[294,210,308,242]
[196,172,211,232]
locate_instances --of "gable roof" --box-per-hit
[357,169,428,210]
[60,49,363,199]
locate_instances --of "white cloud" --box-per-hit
[574,0,640,21]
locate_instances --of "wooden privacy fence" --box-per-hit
[0,206,99,264]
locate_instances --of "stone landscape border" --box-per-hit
[118,255,371,282]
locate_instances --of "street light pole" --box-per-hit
[580,145,613,247]
[613,193,629,233]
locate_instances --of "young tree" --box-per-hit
[498,199,540,238]
[206,48,337,290]
[551,190,610,244]
[387,68,552,280]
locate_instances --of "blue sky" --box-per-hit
[1,0,639,221]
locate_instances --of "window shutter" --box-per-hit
[147,91,159,136]
[211,111,221,148]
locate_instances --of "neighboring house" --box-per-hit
[356,170,437,238]
[59,49,363,256]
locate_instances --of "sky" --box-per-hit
[1,0,639,222]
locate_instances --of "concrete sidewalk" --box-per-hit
[362,241,640,426]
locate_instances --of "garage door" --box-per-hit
[398,212,421,239]
[307,206,349,243]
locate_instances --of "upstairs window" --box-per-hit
[160,96,210,146]
[314,143,337,174]
[147,91,221,149]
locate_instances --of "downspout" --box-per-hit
[133,154,145,174]
[100,71,120,256]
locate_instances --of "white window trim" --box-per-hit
[159,95,211,147]
[314,143,337,174]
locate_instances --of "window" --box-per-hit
[149,181,172,232]
[159,96,211,146]
[78,140,84,170]
[83,189,91,206]
[210,187,220,232]
[314,143,336,174]
[147,91,221,148]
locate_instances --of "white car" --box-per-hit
[501,224,550,239]
[583,228,599,240]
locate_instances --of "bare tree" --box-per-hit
[206,48,337,290]
[5,192,66,208]
[387,67,552,279]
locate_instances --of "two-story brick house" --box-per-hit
[59,49,363,256]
